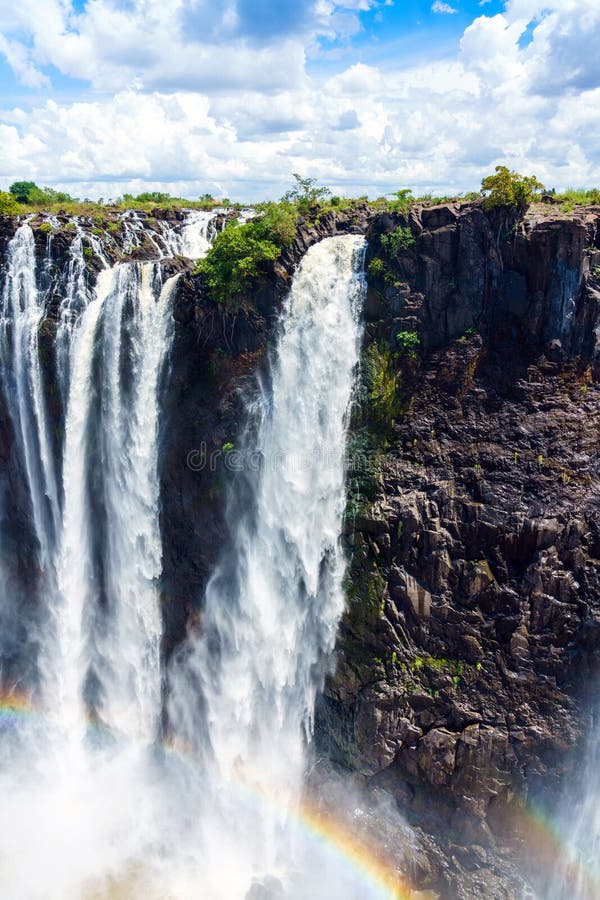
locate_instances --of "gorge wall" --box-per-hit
[1,200,599,897]
[319,201,600,896]
[159,199,600,897]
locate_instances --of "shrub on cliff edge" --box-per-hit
[481,166,544,210]
[0,191,21,215]
[196,202,298,305]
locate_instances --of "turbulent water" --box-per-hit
[0,219,410,898]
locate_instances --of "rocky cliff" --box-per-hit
[150,199,600,895]
[315,200,600,896]
[2,200,599,896]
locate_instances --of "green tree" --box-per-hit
[133,191,172,204]
[9,181,75,205]
[481,166,544,210]
[281,174,331,213]
[9,181,39,203]
[389,189,414,214]
[196,202,298,305]
[196,225,279,304]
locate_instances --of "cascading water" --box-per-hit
[168,234,368,897]
[0,210,216,721]
[0,219,409,899]
[524,709,600,899]
[0,224,61,571]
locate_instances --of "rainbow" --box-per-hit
[8,686,600,899]
[0,688,33,719]
[162,735,422,899]
[492,795,600,899]
[4,687,600,899]
[0,689,422,899]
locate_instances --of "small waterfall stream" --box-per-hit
[0,224,61,570]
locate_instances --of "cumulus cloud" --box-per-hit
[0,0,382,92]
[0,0,598,198]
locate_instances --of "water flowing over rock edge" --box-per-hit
[0,200,599,897]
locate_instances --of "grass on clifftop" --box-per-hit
[3,171,600,222]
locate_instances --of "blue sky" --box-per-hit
[0,0,598,200]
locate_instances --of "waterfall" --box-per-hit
[0,210,217,728]
[0,221,407,900]
[527,710,600,899]
[0,224,61,571]
[168,234,367,895]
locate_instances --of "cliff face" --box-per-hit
[2,201,599,896]
[315,202,600,896]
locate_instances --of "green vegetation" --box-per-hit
[121,191,174,205]
[119,190,219,210]
[396,330,420,358]
[363,342,403,433]
[196,202,297,305]
[550,187,600,209]
[1,169,599,224]
[10,181,75,205]
[380,225,415,254]
[367,257,385,278]
[345,553,388,631]
[388,189,414,213]
[0,180,231,216]
[410,655,465,677]
[0,190,21,215]
[281,173,331,215]
[481,166,544,210]
[39,222,53,234]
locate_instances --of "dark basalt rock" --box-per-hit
[314,202,600,896]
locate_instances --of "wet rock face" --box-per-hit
[315,203,600,896]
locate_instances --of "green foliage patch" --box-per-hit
[367,257,385,278]
[363,342,403,433]
[10,181,75,205]
[0,190,21,215]
[196,202,298,305]
[380,225,415,254]
[396,330,420,358]
[481,166,544,210]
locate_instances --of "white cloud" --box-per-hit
[0,0,383,93]
[0,1,599,199]
[431,1,458,14]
